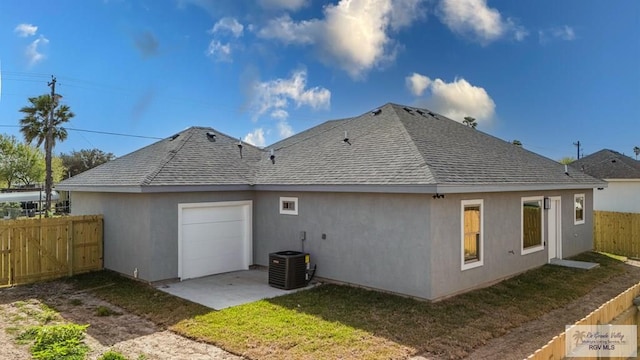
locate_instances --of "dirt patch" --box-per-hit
[0,281,241,360]
[460,260,640,360]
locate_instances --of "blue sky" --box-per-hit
[0,0,638,161]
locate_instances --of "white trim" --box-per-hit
[177,200,253,280]
[279,196,298,215]
[461,199,484,271]
[574,193,585,225]
[521,196,545,255]
[547,196,562,262]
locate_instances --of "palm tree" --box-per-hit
[19,94,74,216]
[463,116,477,129]
[634,146,640,160]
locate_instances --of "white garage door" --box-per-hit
[179,201,252,280]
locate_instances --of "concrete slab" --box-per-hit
[156,269,316,310]
[549,258,600,270]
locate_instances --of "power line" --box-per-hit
[64,127,163,140]
[1,124,162,140]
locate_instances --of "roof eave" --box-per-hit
[56,184,255,193]
[435,182,607,194]
[255,182,607,194]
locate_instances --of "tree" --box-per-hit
[634,146,640,160]
[0,134,45,188]
[59,149,115,178]
[13,143,45,186]
[19,94,74,216]
[512,140,523,147]
[463,116,477,129]
[559,157,576,165]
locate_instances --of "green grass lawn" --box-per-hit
[69,252,633,359]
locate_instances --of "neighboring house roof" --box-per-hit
[57,103,605,193]
[570,149,640,180]
[0,191,59,203]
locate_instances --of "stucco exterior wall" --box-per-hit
[561,189,594,258]
[70,192,153,280]
[593,180,640,213]
[71,187,594,300]
[254,192,432,299]
[70,191,254,282]
[428,190,594,300]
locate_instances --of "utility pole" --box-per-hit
[573,140,581,159]
[45,76,56,217]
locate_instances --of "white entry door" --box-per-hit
[178,201,252,280]
[547,197,562,262]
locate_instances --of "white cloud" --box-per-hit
[277,120,294,138]
[438,0,524,44]
[258,0,426,78]
[405,72,432,96]
[410,73,495,123]
[271,109,289,120]
[251,69,331,120]
[14,23,38,37]
[258,0,308,11]
[26,36,49,66]
[539,25,576,44]
[258,15,318,45]
[205,40,232,62]
[210,17,244,38]
[244,128,266,147]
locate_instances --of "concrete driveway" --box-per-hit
[156,269,316,310]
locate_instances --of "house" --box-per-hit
[571,149,640,214]
[57,103,605,300]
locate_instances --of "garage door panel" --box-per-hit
[182,206,245,225]
[180,202,251,280]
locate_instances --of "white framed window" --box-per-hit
[574,194,585,225]
[279,197,298,215]
[521,196,544,255]
[461,199,484,270]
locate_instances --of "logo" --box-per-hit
[565,324,637,358]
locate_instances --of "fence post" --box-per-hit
[67,220,74,277]
[8,224,13,286]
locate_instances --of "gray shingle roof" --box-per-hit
[58,127,261,188]
[58,103,604,192]
[570,149,640,179]
[258,103,602,187]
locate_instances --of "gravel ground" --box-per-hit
[0,281,242,360]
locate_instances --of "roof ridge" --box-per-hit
[142,128,196,185]
[389,105,438,182]
[268,118,348,151]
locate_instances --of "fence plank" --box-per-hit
[594,211,640,258]
[526,282,640,359]
[0,215,103,287]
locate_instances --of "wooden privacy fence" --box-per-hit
[0,215,103,287]
[594,211,640,259]
[526,281,640,359]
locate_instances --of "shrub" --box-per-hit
[95,305,117,317]
[18,324,89,360]
[99,350,128,360]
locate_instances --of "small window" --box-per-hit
[279,197,298,215]
[461,199,483,270]
[574,194,585,225]
[521,196,544,255]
